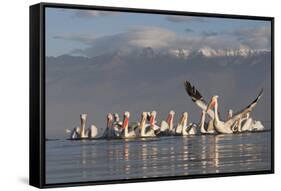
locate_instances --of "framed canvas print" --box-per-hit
[29,2,274,188]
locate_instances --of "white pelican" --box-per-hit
[206,89,263,134]
[66,126,80,139]
[184,81,216,133]
[199,110,216,134]
[251,120,265,131]
[112,113,123,137]
[175,112,198,136]
[235,112,265,132]
[140,112,156,137]
[175,112,188,135]
[149,111,161,133]
[185,123,198,135]
[79,114,88,138]
[159,110,175,135]
[88,124,98,138]
[102,113,114,138]
[121,111,137,138]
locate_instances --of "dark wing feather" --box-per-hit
[184,81,206,103]
[184,81,215,119]
[145,125,153,134]
[128,122,139,131]
[227,89,263,125]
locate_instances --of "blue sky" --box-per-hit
[46,7,271,57]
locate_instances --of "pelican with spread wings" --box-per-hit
[184,80,263,134]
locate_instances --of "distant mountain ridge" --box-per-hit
[47,46,270,64]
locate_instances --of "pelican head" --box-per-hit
[142,112,148,118]
[151,110,157,116]
[169,110,175,115]
[227,109,233,119]
[206,95,219,112]
[114,113,119,121]
[80,113,87,121]
[75,126,80,133]
[213,95,219,100]
[107,113,113,121]
[106,113,113,128]
[124,111,130,118]
[183,112,188,119]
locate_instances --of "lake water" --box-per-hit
[46,131,271,184]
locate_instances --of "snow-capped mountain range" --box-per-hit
[167,46,269,58]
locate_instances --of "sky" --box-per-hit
[45,7,272,138]
[46,7,271,57]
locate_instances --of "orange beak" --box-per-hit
[166,114,172,124]
[206,99,216,112]
[123,116,129,129]
[149,115,154,124]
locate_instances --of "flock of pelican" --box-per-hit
[66,81,265,140]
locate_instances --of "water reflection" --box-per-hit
[46,132,271,184]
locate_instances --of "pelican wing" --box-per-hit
[90,125,98,138]
[65,129,71,134]
[144,125,153,134]
[160,121,169,131]
[226,89,263,126]
[128,122,139,131]
[184,81,215,119]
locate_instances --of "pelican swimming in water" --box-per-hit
[66,113,98,139]
[140,112,156,137]
[198,110,217,134]
[175,112,188,135]
[87,124,98,138]
[159,110,175,136]
[233,112,265,132]
[66,126,80,139]
[175,112,197,135]
[112,113,123,138]
[102,113,114,138]
[121,111,138,138]
[206,89,263,134]
[79,114,88,138]
[148,111,161,134]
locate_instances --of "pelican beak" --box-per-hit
[122,116,129,129]
[149,115,154,124]
[206,98,216,112]
[166,113,172,124]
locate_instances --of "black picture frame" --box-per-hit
[29,2,275,188]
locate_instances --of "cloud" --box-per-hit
[54,25,271,57]
[70,26,179,56]
[201,31,218,37]
[233,27,271,50]
[127,26,176,48]
[73,10,118,18]
[165,15,205,23]
[185,28,193,33]
[53,33,96,44]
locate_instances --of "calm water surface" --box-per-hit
[46,131,271,184]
